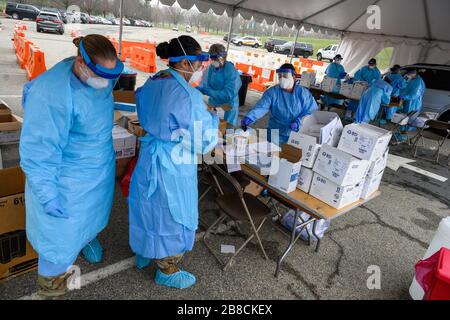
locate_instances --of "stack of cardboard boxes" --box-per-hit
[289,119,391,209]
[0,103,22,170]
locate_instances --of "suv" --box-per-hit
[317,44,339,61]
[399,64,450,123]
[36,11,64,35]
[6,2,40,20]
[264,38,287,52]
[223,33,238,42]
[273,41,313,58]
[80,12,90,24]
[41,7,67,23]
[231,36,261,48]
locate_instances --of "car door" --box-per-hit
[329,45,338,59]
[418,68,450,116]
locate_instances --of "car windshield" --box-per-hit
[39,13,58,20]
[413,68,450,91]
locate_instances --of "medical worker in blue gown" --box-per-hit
[129,36,219,289]
[241,63,318,145]
[355,78,393,123]
[19,35,124,299]
[197,43,242,126]
[379,64,407,124]
[346,58,382,120]
[322,54,348,108]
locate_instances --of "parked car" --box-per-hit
[231,36,261,48]
[41,7,67,24]
[140,20,152,27]
[186,25,191,32]
[316,44,339,61]
[80,12,90,24]
[264,38,288,52]
[100,17,112,25]
[223,33,238,42]
[396,64,450,124]
[6,2,40,20]
[273,41,313,58]
[122,18,131,25]
[66,12,81,23]
[172,25,179,31]
[36,11,64,35]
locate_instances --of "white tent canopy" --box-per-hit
[118,0,450,73]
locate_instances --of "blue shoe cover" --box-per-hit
[82,238,103,264]
[135,255,151,269]
[154,269,196,289]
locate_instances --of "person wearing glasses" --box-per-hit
[196,43,242,126]
[128,36,219,289]
[19,35,124,299]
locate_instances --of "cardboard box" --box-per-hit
[350,81,369,100]
[313,144,370,186]
[128,119,146,138]
[113,90,135,104]
[0,167,38,282]
[321,76,338,93]
[0,114,22,144]
[300,71,316,88]
[360,170,384,200]
[0,103,12,117]
[339,82,353,97]
[338,123,392,161]
[0,142,20,170]
[297,166,314,193]
[367,148,388,178]
[310,173,363,209]
[268,144,302,194]
[299,111,343,147]
[112,125,136,159]
[288,133,320,168]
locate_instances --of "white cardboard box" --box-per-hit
[299,111,343,146]
[350,81,369,99]
[367,148,388,178]
[339,82,353,97]
[321,76,338,93]
[310,173,363,209]
[300,71,316,88]
[360,170,384,200]
[338,123,392,161]
[287,133,320,168]
[297,166,314,193]
[112,125,136,159]
[268,144,302,194]
[313,144,370,186]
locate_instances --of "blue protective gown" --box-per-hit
[245,83,318,145]
[384,72,407,97]
[197,61,242,126]
[348,66,382,112]
[400,75,426,113]
[20,57,115,266]
[129,68,219,259]
[323,62,346,106]
[355,79,392,123]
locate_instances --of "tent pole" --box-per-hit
[226,8,236,54]
[118,0,124,59]
[290,24,300,63]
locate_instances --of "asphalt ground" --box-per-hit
[0,17,449,300]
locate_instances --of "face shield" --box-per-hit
[276,68,295,90]
[209,53,226,68]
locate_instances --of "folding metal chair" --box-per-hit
[411,120,450,164]
[203,164,271,271]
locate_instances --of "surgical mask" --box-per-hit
[174,37,204,84]
[279,77,294,90]
[368,65,375,69]
[81,65,109,89]
[335,60,342,64]
[211,61,221,69]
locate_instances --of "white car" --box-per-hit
[231,36,261,48]
[172,25,179,31]
[186,25,191,32]
[100,17,112,25]
[401,64,450,123]
[316,44,339,61]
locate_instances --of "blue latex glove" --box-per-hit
[44,198,69,219]
[290,122,300,132]
[155,269,196,289]
[339,72,347,78]
[240,116,253,131]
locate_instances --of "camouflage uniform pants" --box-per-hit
[154,253,184,274]
[37,271,74,300]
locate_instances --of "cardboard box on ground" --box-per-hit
[0,103,21,170]
[0,167,38,282]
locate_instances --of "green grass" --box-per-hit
[374,47,394,72]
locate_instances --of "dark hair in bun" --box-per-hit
[156,36,202,66]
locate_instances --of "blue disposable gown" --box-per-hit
[384,72,406,97]
[197,61,242,126]
[323,62,346,106]
[20,58,115,265]
[129,68,219,259]
[355,79,392,123]
[348,66,382,112]
[400,75,426,113]
[245,84,318,145]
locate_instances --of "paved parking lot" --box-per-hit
[1,17,449,300]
